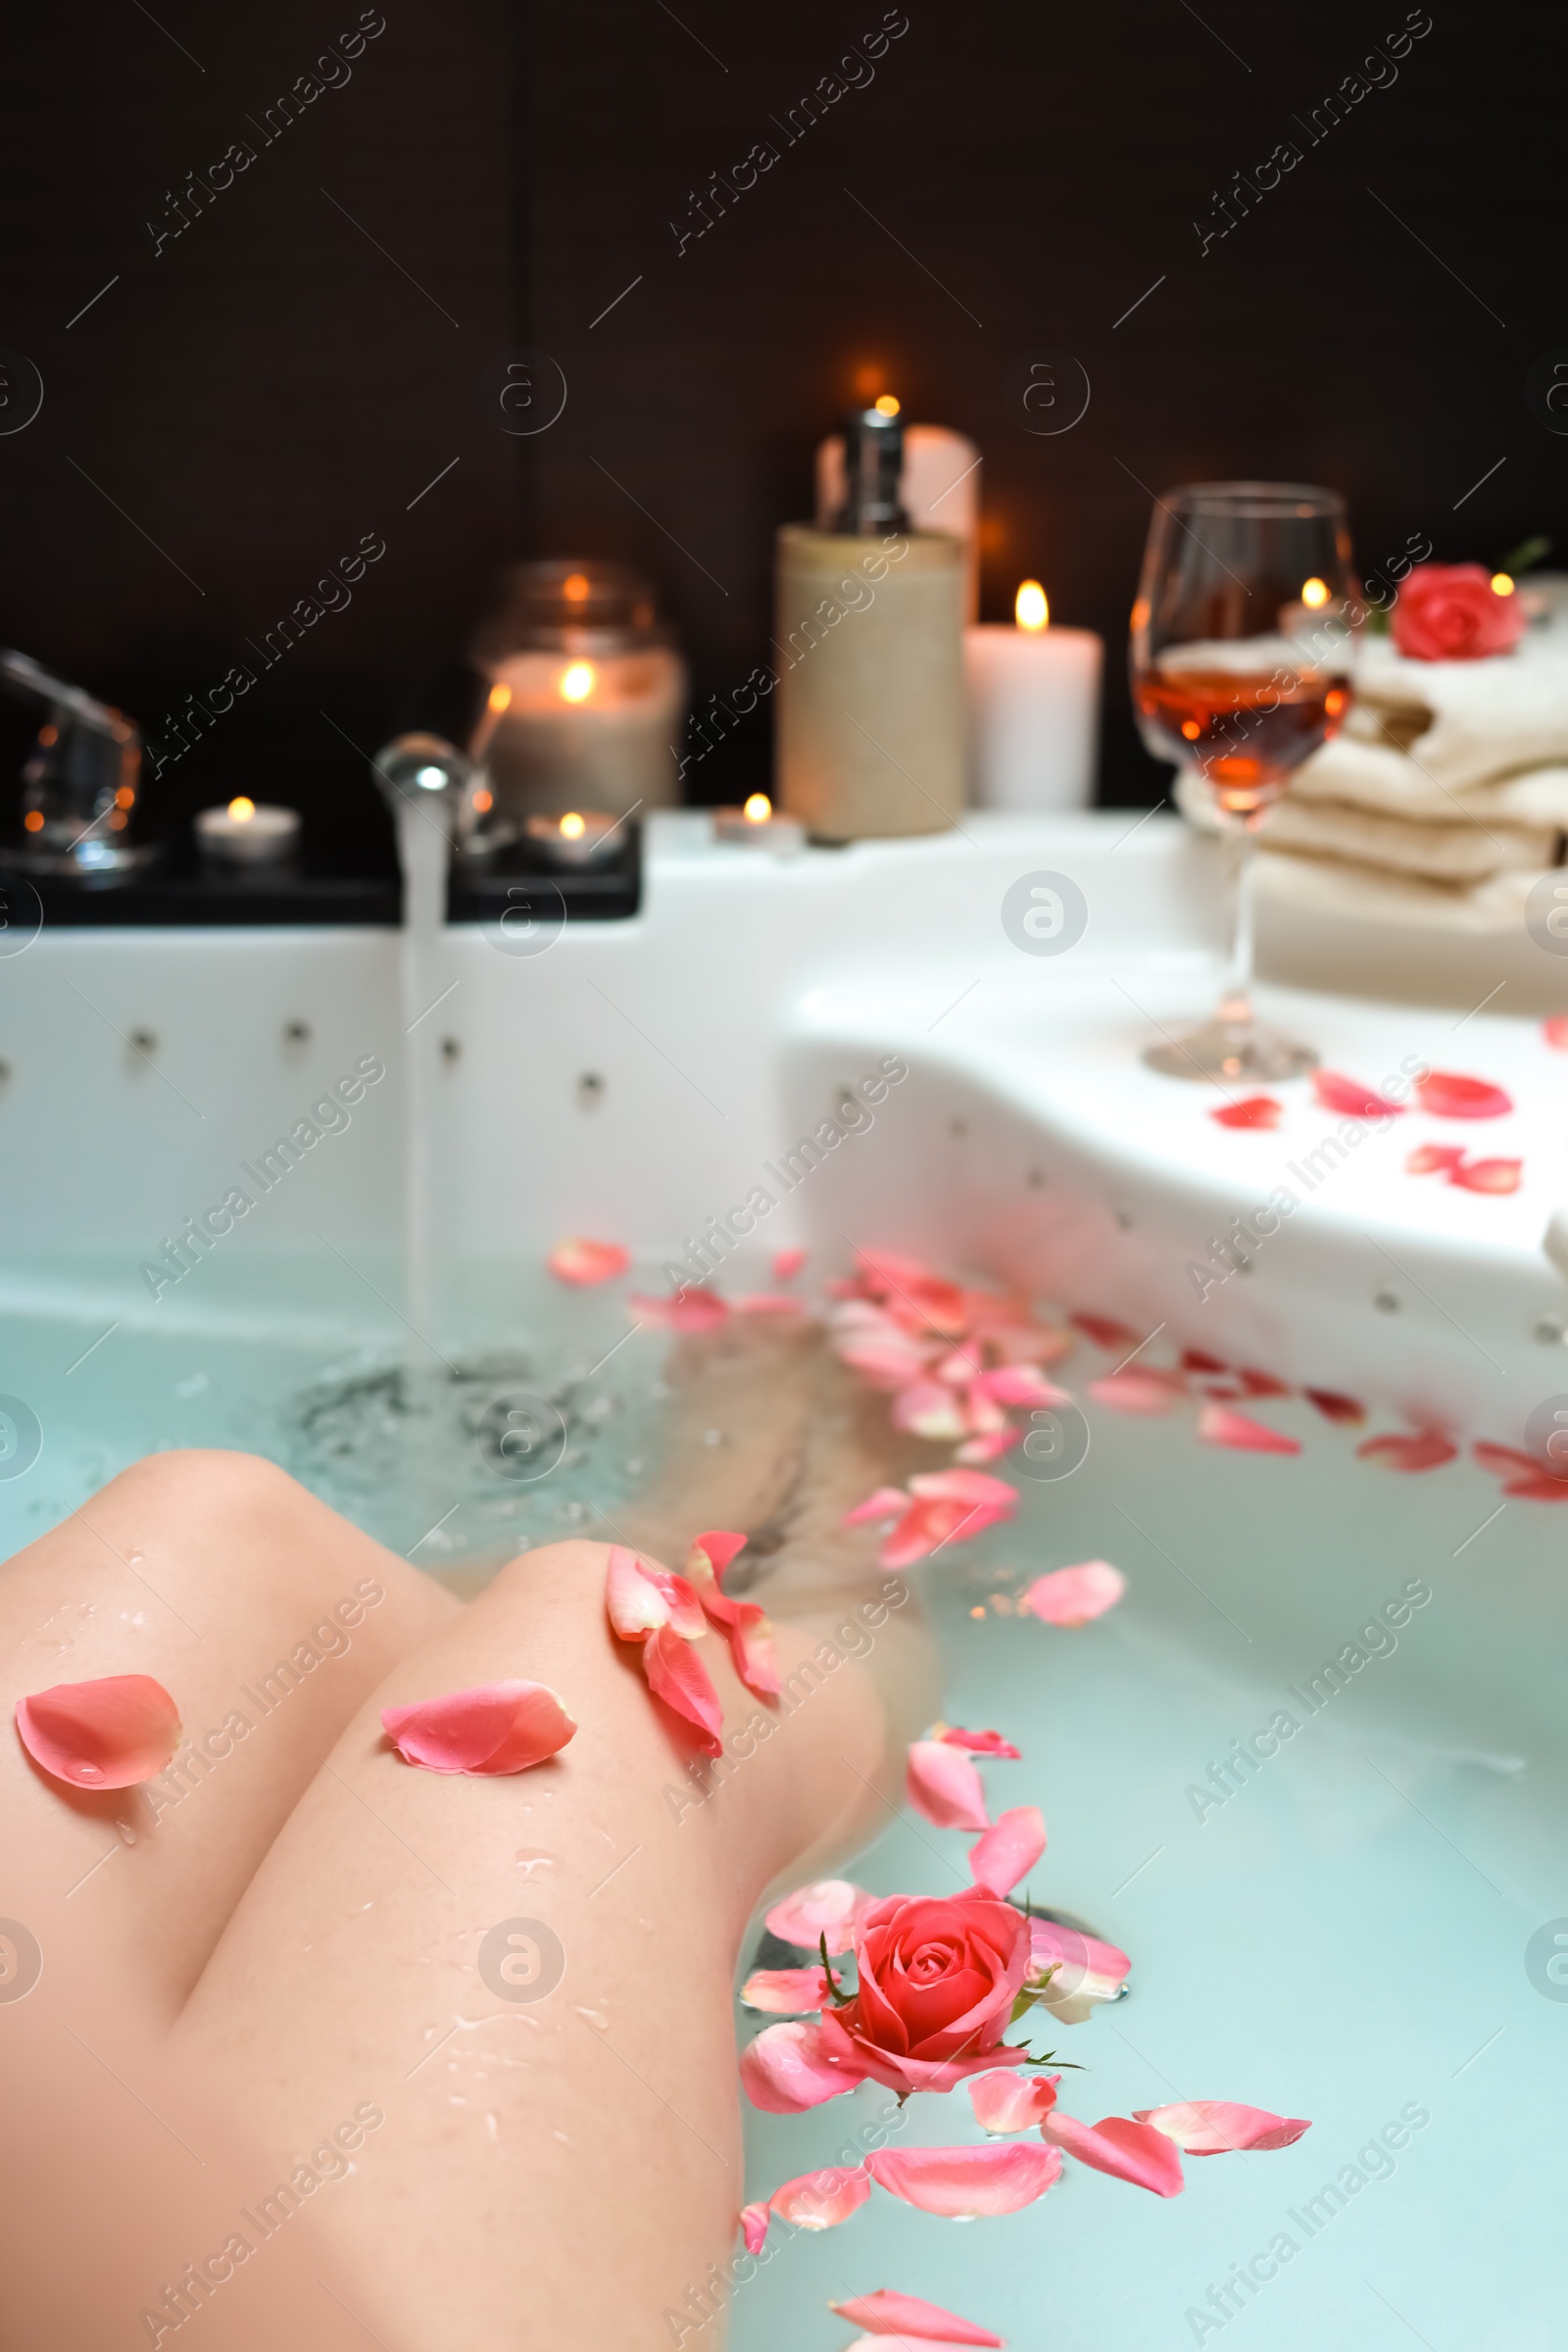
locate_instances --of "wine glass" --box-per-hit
[1131,481,1355,1081]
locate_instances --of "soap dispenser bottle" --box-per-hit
[773,407,966,841]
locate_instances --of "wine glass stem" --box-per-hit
[1218,813,1259,1028]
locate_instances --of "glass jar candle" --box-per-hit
[469,561,686,823]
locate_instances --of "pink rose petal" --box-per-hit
[936,1725,1022,1758]
[772,1247,808,1281]
[1406,1143,1467,1175]
[1087,1368,1184,1415]
[764,1879,874,1955]
[886,1470,1017,1569]
[1069,1311,1141,1350]
[1210,1094,1282,1130]
[1021,1560,1125,1628]
[1026,1919,1132,2022]
[955,1429,1024,1466]
[628,1288,729,1331]
[1448,1156,1522,1195]
[866,2142,1061,2218]
[605,1546,707,1641]
[767,2163,871,2230]
[968,2067,1061,2135]
[843,1485,912,1529]
[1303,1387,1365,1426]
[16,1674,181,1790]
[968,1365,1069,1410]
[968,1804,1046,1897]
[906,1739,990,1832]
[641,1623,723,1754]
[1356,1430,1457,1473]
[546,1237,629,1286]
[1544,1015,1568,1053]
[740,2202,770,2254]
[891,1380,970,1441]
[1413,1069,1512,1120]
[735,1293,809,1316]
[1041,2111,1185,2196]
[380,1680,575,1776]
[1133,2101,1310,2155]
[740,1966,832,2013]
[1311,1070,1405,1119]
[740,2021,865,2113]
[1473,1440,1538,1481]
[1197,1403,1300,1455]
[830,2289,1004,2346]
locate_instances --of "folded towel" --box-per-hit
[1339,635,1568,792]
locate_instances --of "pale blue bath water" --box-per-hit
[2,1296,1561,2349]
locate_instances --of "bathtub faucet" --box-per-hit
[372,731,493,856]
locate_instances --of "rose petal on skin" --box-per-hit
[740,1966,832,2013]
[1448,1157,1522,1195]
[1197,1403,1300,1455]
[381,1681,575,1776]
[1311,1070,1405,1119]
[866,2142,1061,2218]
[968,1806,1047,1897]
[767,2164,872,2230]
[955,1428,1024,1466]
[1544,1015,1568,1054]
[546,1237,629,1286]
[1041,2111,1185,2196]
[968,2067,1061,2135]
[1087,1367,1184,1415]
[830,2289,1004,2346]
[1356,1430,1457,1473]
[906,1739,990,1832]
[1133,2101,1311,2155]
[740,2202,770,2254]
[605,1547,707,1642]
[1303,1387,1365,1426]
[1021,1560,1126,1628]
[1209,1094,1282,1130]
[1026,1919,1132,2023]
[772,1247,808,1281]
[628,1288,729,1331]
[843,1485,911,1529]
[935,1725,1022,1758]
[764,1879,874,1955]
[740,2020,865,2111]
[1406,1143,1468,1175]
[640,1624,723,1754]
[1413,1070,1513,1120]
[15,1674,181,1789]
[891,1381,971,1441]
[686,1530,749,1586]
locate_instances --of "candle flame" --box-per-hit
[1300,576,1330,609]
[560,811,587,839]
[487,682,513,713]
[228,797,256,822]
[473,786,493,813]
[1492,571,1514,596]
[563,571,591,603]
[1015,580,1049,631]
[743,793,771,823]
[873,394,900,416]
[23,809,43,831]
[561,662,595,704]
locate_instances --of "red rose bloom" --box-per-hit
[1390,563,1526,661]
[813,1889,1033,2096]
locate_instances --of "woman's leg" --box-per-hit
[175,1534,914,2350]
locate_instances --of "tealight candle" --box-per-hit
[713,793,807,853]
[964,583,1102,810]
[195,798,300,868]
[522,808,626,868]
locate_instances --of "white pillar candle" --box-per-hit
[815,416,981,619]
[964,583,1102,810]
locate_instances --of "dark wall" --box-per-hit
[1,0,1563,848]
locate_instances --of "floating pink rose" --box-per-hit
[1022,1560,1125,1627]
[866,2141,1061,2218]
[968,1805,1046,1897]
[1197,1404,1300,1455]
[16,1673,181,1789]
[546,1237,629,1286]
[830,2288,1004,2346]
[967,2066,1061,2134]
[764,1878,875,1954]
[1041,2110,1185,2196]
[380,1681,575,1775]
[1391,563,1526,661]
[812,1890,1034,2099]
[1133,2100,1310,2154]
[906,1739,990,1832]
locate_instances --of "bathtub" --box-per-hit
[2,810,1563,2349]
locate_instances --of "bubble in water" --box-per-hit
[74,1761,102,1782]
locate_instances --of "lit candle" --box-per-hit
[483,642,685,816]
[963,582,1102,810]
[522,808,627,868]
[195,797,300,867]
[713,792,807,852]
